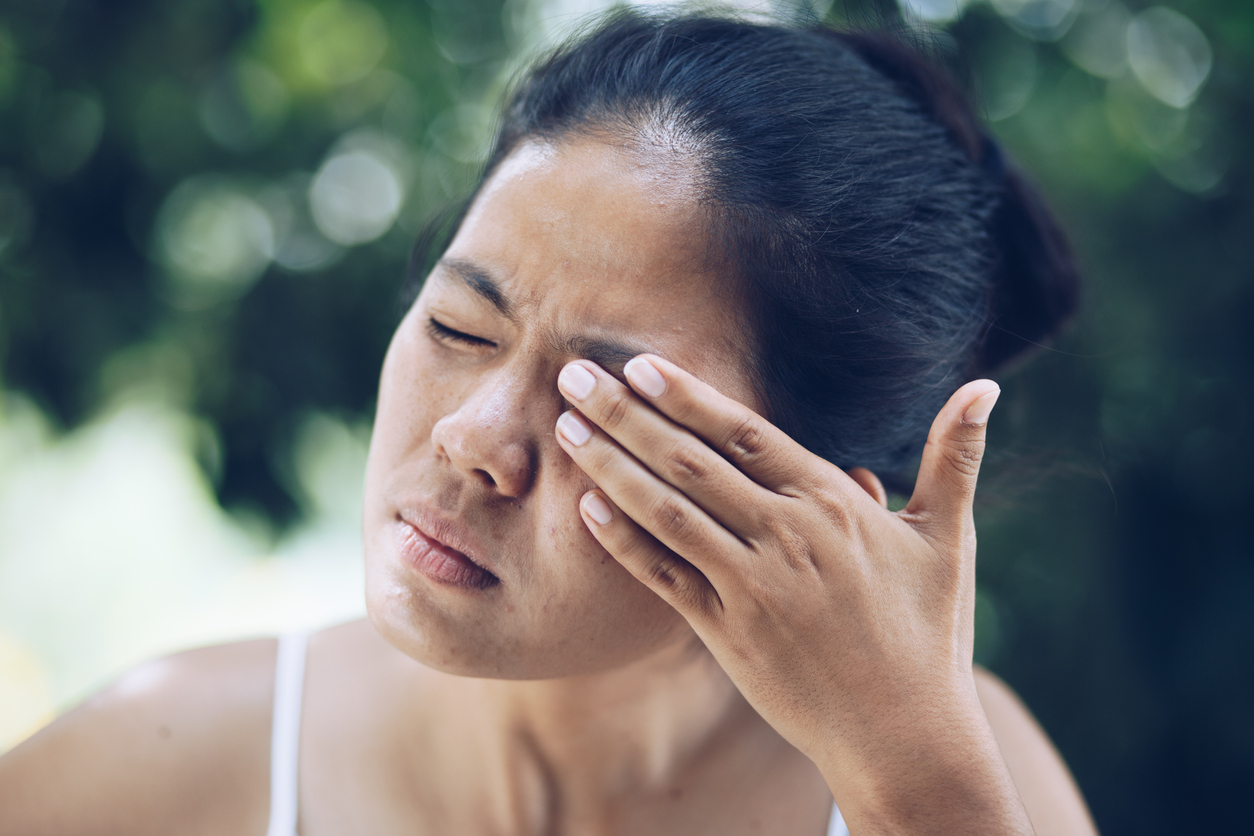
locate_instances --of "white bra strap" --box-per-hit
[828,800,850,836]
[266,632,309,836]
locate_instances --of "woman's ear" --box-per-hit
[847,467,889,508]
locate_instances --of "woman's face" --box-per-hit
[363,137,757,679]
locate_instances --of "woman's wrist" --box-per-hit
[814,685,1034,836]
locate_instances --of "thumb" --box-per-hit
[904,379,1000,536]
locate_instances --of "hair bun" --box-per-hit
[830,29,1081,376]
[977,159,1081,375]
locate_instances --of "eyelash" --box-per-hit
[426,317,496,348]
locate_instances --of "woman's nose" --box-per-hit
[430,378,537,498]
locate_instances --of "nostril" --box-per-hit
[431,410,534,497]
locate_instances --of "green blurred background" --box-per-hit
[0,0,1250,830]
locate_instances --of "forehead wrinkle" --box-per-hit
[543,326,653,377]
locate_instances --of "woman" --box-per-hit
[0,11,1097,835]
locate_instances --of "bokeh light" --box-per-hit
[1061,1,1131,79]
[310,144,405,245]
[155,176,276,305]
[990,0,1079,41]
[1126,6,1212,108]
[899,0,968,25]
[297,0,390,87]
[261,174,346,272]
[199,58,291,152]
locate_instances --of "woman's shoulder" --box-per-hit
[0,636,279,836]
[973,666,1098,836]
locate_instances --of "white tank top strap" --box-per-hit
[266,631,309,836]
[828,800,850,836]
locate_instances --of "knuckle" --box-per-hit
[649,494,695,541]
[723,414,766,462]
[773,521,820,573]
[598,390,632,431]
[809,488,852,530]
[662,441,708,484]
[639,555,706,614]
[943,439,984,478]
[642,555,683,593]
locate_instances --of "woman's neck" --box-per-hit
[422,633,769,832]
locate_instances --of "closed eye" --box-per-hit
[426,317,496,348]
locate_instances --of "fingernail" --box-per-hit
[559,364,596,401]
[556,411,592,446]
[583,493,612,525]
[962,389,1001,426]
[624,356,666,398]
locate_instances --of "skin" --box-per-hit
[0,137,1098,836]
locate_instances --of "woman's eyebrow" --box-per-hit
[436,257,655,375]
[554,334,652,378]
[437,258,516,321]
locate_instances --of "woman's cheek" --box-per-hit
[530,486,686,646]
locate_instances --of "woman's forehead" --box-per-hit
[455,138,708,282]
[447,143,726,323]
[436,137,756,397]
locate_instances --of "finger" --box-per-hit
[619,354,817,496]
[903,379,1000,538]
[847,467,889,509]
[558,361,774,536]
[578,490,723,622]
[555,409,746,587]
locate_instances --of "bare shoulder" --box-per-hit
[0,638,277,836]
[974,666,1099,836]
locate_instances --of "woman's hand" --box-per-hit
[554,355,1033,835]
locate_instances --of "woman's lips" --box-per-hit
[397,517,499,590]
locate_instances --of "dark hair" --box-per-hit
[415,11,1080,491]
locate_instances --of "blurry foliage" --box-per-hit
[0,0,1251,831]
[0,0,513,528]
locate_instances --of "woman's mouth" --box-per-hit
[396,515,500,590]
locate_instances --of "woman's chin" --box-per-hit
[364,575,694,682]
[363,566,512,676]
